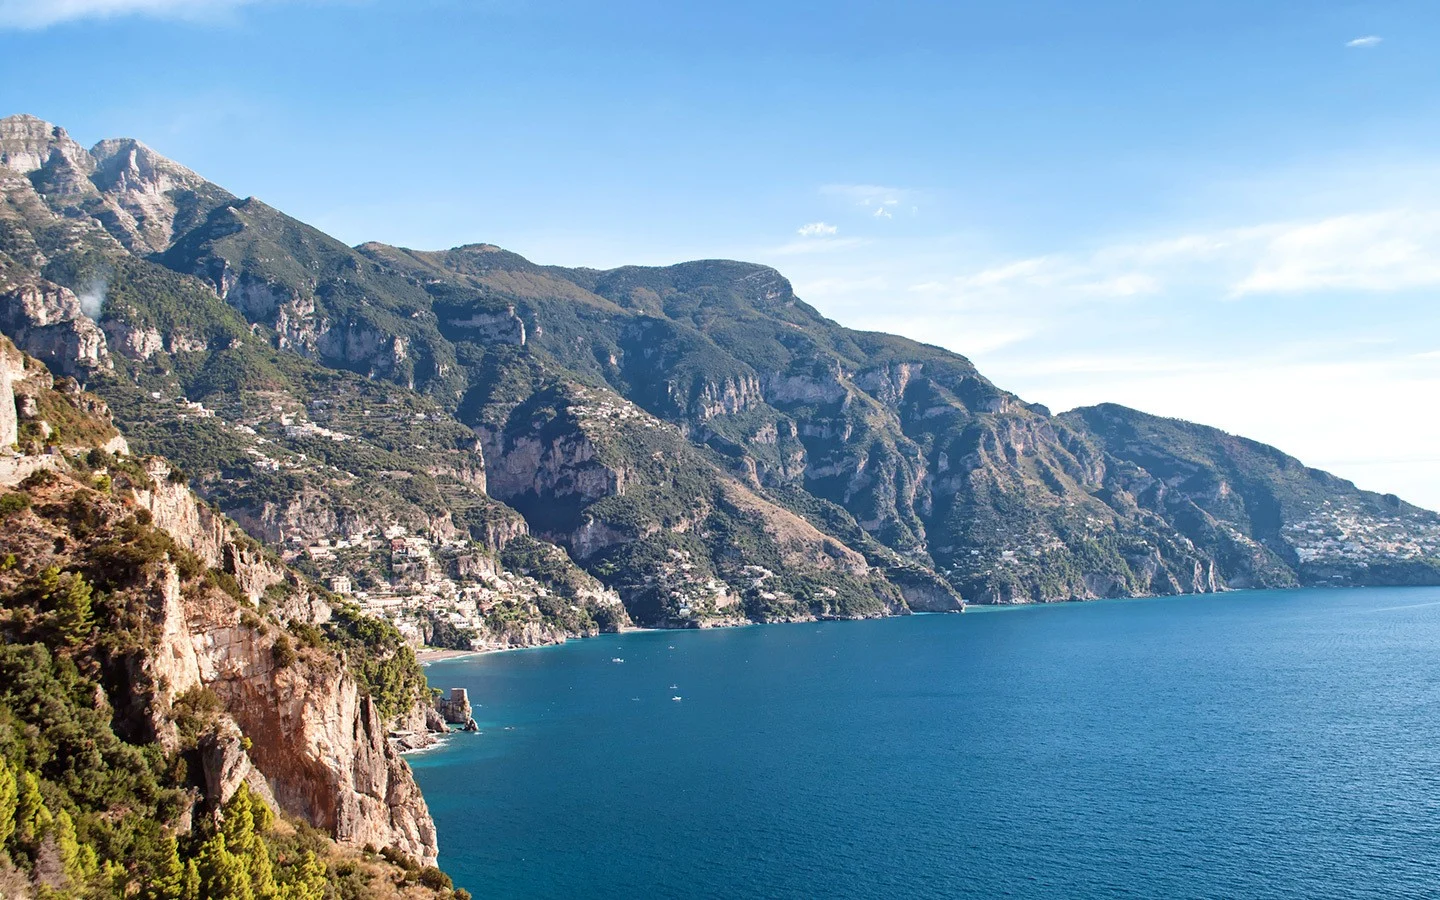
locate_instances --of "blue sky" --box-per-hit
[2,0,1439,507]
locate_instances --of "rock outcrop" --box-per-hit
[0,282,111,376]
[434,688,472,725]
[0,346,442,865]
[130,461,438,861]
[0,335,20,447]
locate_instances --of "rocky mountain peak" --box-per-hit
[90,136,209,193]
[0,113,92,177]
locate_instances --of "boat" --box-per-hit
[669,684,678,690]
[612,657,624,663]
[671,696,683,702]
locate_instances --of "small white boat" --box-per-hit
[669,684,678,690]
[671,696,683,702]
[612,657,624,663]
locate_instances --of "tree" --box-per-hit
[50,571,94,645]
[195,831,253,900]
[181,859,201,900]
[53,808,99,887]
[223,784,276,900]
[277,852,327,900]
[0,757,17,849]
[145,834,186,900]
[13,770,51,854]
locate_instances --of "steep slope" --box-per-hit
[0,335,465,896]
[1064,403,1440,587]
[0,116,630,648]
[1,112,1435,622]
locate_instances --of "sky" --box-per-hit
[1,0,1438,507]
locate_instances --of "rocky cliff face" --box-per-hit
[0,283,111,377]
[146,586,437,862]
[0,337,441,865]
[0,335,19,447]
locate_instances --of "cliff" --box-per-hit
[0,334,447,898]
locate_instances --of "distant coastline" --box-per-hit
[417,625,665,664]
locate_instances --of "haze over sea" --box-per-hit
[412,587,1440,899]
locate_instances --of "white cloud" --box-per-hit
[873,207,893,219]
[1346,35,1383,48]
[0,0,282,28]
[796,222,838,237]
[1233,211,1440,294]
[896,209,1440,307]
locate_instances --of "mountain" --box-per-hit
[1,113,1436,641]
[0,334,468,898]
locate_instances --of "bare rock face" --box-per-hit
[0,336,21,447]
[197,718,280,813]
[0,282,112,376]
[446,306,526,346]
[434,688,472,725]
[89,137,217,253]
[133,467,440,863]
[0,114,91,177]
[1,115,233,256]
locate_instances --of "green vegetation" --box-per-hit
[325,604,429,721]
[419,612,473,652]
[0,369,463,898]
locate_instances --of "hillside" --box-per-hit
[1,112,1436,631]
[0,333,466,898]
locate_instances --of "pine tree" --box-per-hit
[181,858,201,900]
[145,833,186,900]
[13,770,52,853]
[223,784,276,900]
[196,831,254,900]
[277,852,327,900]
[51,572,94,645]
[0,756,17,849]
[53,808,99,887]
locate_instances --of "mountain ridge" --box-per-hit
[1,112,1435,639]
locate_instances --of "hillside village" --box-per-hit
[1284,500,1440,566]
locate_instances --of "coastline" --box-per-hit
[415,625,665,664]
[414,585,1428,665]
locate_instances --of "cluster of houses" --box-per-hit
[1283,501,1440,565]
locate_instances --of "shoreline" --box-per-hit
[412,584,1430,664]
[415,625,665,664]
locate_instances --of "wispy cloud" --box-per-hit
[1233,211,1440,294]
[897,209,1440,307]
[1346,35,1383,48]
[873,207,893,219]
[796,222,838,237]
[0,0,280,28]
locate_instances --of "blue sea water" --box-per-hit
[409,587,1440,899]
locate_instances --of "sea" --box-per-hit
[409,586,1440,899]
